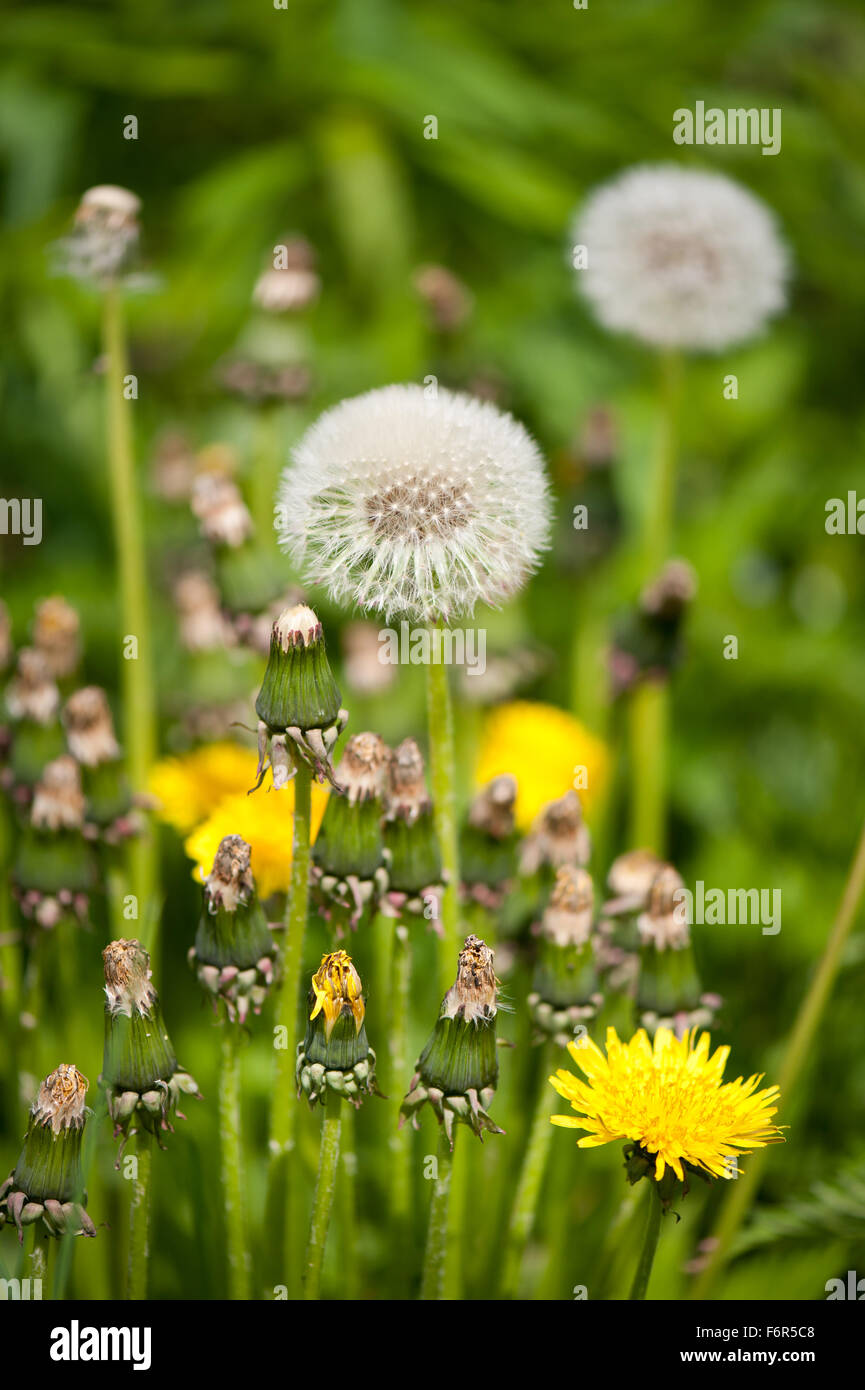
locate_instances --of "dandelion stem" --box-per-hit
[102,286,158,933]
[266,760,312,1285]
[127,1132,152,1300]
[628,350,682,855]
[388,922,412,1233]
[426,643,460,997]
[220,1024,251,1300]
[500,1043,556,1297]
[303,1087,342,1299]
[629,1182,663,1300]
[30,1228,48,1295]
[692,812,865,1298]
[420,1129,455,1300]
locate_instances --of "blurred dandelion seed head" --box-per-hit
[550,1026,785,1182]
[575,164,789,351]
[277,384,552,623]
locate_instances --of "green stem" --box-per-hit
[127,1133,152,1300]
[266,762,312,1287]
[30,1228,48,1297]
[629,1183,663,1300]
[303,1088,342,1299]
[420,1129,455,1300]
[692,812,865,1298]
[628,350,682,855]
[426,645,460,998]
[220,1025,251,1300]
[102,286,157,930]
[500,1043,556,1297]
[339,1105,359,1302]
[387,922,412,1232]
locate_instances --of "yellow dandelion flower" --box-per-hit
[550,1026,784,1183]
[150,742,257,834]
[309,950,365,1041]
[474,701,609,831]
[184,784,329,898]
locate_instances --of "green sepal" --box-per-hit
[82,760,132,827]
[15,827,96,895]
[255,630,342,733]
[102,1001,179,1093]
[417,1014,498,1096]
[460,823,519,890]
[302,1005,370,1071]
[9,722,65,787]
[384,807,442,895]
[636,940,702,1016]
[313,794,384,881]
[194,897,272,972]
[532,937,598,1010]
[12,1120,85,1206]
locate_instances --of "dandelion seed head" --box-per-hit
[277,384,552,623]
[575,164,789,351]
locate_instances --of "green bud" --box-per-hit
[0,1065,96,1241]
[191,835,276,1022]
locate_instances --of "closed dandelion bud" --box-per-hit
[4,648,64,788]
[55,185,141,285]
[595,848,663,985]
[311,733,389,931]
[460,775,519,907]
[400,934,504,1147]
[382,738,443,920]
[295,951,381,1108]
[254,605,347,789]
[101,939,200,1150]
[14,756,95,930]
[610,560,697,696]
[32,597,82,682]
[520,790,591,877]
[191,836,276,1022]
[63,686,134,835]
[636,865,720,1035]
[0,1065,96,1241]
[529,867,602,1046]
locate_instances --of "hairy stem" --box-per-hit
[220,1025,251,1299]
[127,1133,152,1300]
[303,1087,342,1299]
[420,1129,455,1300]
[426,644,460,998]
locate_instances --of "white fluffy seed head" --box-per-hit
[575,164,789,351]
[276,384,552,624]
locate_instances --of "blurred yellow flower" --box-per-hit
[149,742,257,834]
[184,784,329,898]
[474,701,609,831]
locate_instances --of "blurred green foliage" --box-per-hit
[2,0,865,1301]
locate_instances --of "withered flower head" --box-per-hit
[253,238,319,313]
[6,648,60,725]
[413,263,473,332]
[205,834,254,914]
[174,571,233,653]
[637,864,689,950]
[384,738,431,824]
[77,185,141,230]
[310,951,366,1041]
[56,185,142,285]
[33,597,81,679]
[640,559,697,620]
[542,865,595,948]
[31,755,85,832]
[441,934,498,1024]
[381,739,443,916]
[62,686,121,767]
[191,472,253,549]
[467,775,518,840]
[193,836,276,1022]
[311,735,390,929]
[102,938,158,1017]
[520,789,591,875]
[337,731,389,806]
[605,848,664,914]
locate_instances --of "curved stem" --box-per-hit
[500,1043,556,1298]
[426,644,460,997]
[629,1183,663,1300]
[420,1129,455,1300]
[303,1088,342,1300]
[102,287,158,935]
[692,812,865,1298]
[266,762,312,1289]
[127,1133,152,1300]
[220,1025,251,1299]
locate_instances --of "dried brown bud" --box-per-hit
[441,934,498,1022]
[413,264,473,331]
[467,775,517,840]
[33,597,81,679]
[637,864,689,950]
[173,571,233,652]
[63,687,120,767]
[384,738,431,823]
[520,790,590,874]
[76,185,140,231]
[542,866,595,948]
[32,1064,89,1135]
[151,431,196,501]
[604,848,664,915]
[640,560,697,620]
[191,472,253,548]
[6,648,60,724]
[102,939,157,1017]
[31,756,85,831]
[254,238,319,312]
[337,732,389,805]
[579,406,618,467]
[205,835,254,913]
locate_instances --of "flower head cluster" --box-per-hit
[575,164,789,351]
[550,1026,784,1184]
[277,384,551,623]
